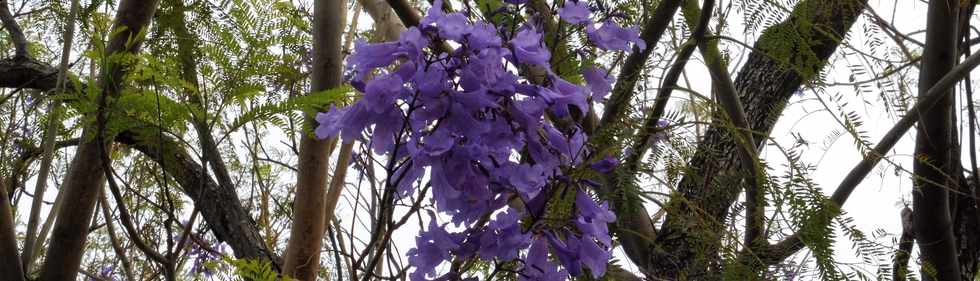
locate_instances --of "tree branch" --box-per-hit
[758,47,980,266]
[652,0,868,277]
[0,0,28,58]
[384,0,422,31]
[22,0,78,271]
[0,27,281,272]
[0,165,25,281]
[682,0,764,256]
[907,0,960,278]
[101,159,170,266]
[116,128,282,266]
[595,0,683,133]
[98,193,138,281]
[282,0,346,279]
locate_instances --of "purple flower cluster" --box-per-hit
[86,266,118,281]
[315,0,641,279]
[190,242,227,277]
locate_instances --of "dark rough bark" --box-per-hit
[648,0,866,278]
[167,0,242,243]
[115,128,279,264]
[0,57,61,90]
[281,0,345,279]
[38,1,160,280]
[912,1,961,280]
[951,175,979,281]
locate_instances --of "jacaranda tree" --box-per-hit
[1,0,979,280]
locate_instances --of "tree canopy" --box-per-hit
[0,0,978,280]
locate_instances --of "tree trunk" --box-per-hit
[38,1,160,280]
[0,45,282,273]
[912,1,961,280]
[951,175,979,281]
[0,179,24,280]
[648,0,866,278]
[281,0,345,279]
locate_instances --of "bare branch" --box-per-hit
[98,194,138,281]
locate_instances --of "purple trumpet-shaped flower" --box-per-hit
[510,26,551,66]
[587,20,646,52]
[590,156,619,174]
[582,66,614,101]
[408,212,464,280]
[558,0,592,25]
[315,1,645,278]
[520,236,569,281]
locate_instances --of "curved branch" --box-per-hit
[98,194,138,281]
[595,0,683,132]
[383,0,422,30]
[101,158,170,265]
[683,0,764,254]
[0,0,28,58]
[758,48,980,266]
[116,128,282,265]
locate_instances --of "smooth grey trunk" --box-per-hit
[38,1,160,279]
[281,0,345,279]
[0,175,24,280]
[912,0,961,280]
[21,0,79,271]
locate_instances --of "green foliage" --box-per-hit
[225,85,351,138]
[228,257,292,281]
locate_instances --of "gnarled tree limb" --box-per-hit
[649,0,867,278]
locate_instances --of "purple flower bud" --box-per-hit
[590,156,619,174]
